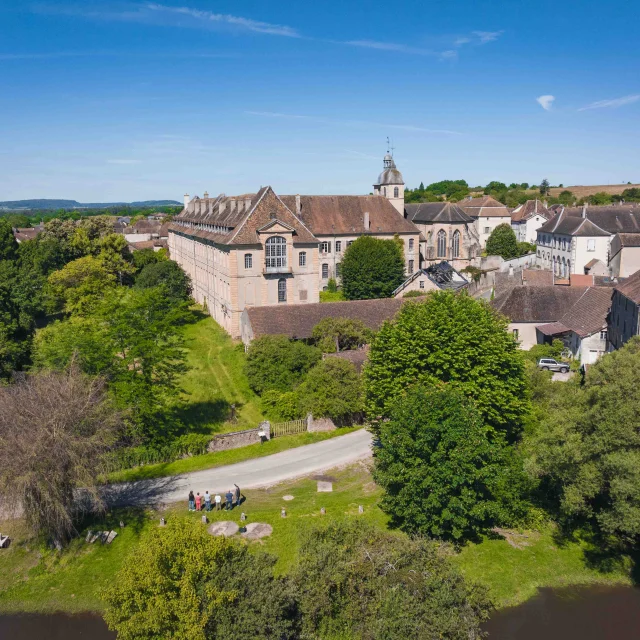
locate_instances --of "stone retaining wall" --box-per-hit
[207,421,271,453]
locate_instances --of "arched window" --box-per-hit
[437,230,447,258]
[562,257,566,277]
[322,263,329,279]
[278,278,287,303]
[265,236,286,269]
[299,251,306,267]
[452,230,460,258]
[394,187,399,198]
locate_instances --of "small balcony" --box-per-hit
[263,265,291,275]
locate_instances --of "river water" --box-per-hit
[483,585,640,639]
[1,586,638,639]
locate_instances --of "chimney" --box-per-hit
[219,200,227,214]
[582,202,588,218]
[364,211,370,231]
[184,193,190,209]
[245,198,251,212]
[295,194,301,216]
[230,199,236,214]
[203,191,209,199]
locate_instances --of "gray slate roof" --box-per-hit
[492,285,589,322]
[405,202,473,224]
[538,211,610,237]
[564,205,640,234]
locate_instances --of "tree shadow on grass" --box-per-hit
[171,399,243,435]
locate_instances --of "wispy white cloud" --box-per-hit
[145,3,300,37]
[344,149,379,161]
[578,94,640,111]
[244,110,462,135]
[343,40,435,56]
[536,95,555,111]
[0,50,235,60]
[107,159,142,165]
[439,50,458,61]
[454,37,471,46]
[472,30,503,44]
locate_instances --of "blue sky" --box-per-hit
[1,0,639,201]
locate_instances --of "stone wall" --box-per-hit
[207,421,271,453]
[306,413,337,432]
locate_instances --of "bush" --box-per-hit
[260,389,301,421]
[245,335,321,394]
[104,519,300,640]
[374,386,530,541]
[311,317,372,353]
[295,519,492,639]
[517,241,536,256]
[297,358,363,425]
[461,265,483,282]
[135,260,192,302]
[403,290,426,298]
[326,277,338,293]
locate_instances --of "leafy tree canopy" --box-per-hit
[374,386,530,541]
[104,519,300,640]
[364,291,529,438]
[245,335,321,394]
[484,181,508,194]
[135,260,192,302]
[295,519,492,639]
[297,358,363,424]
[526,337,640,551]
[311,317,372,353]
[341,235,405,300]
[0,218,18,261]
[539,179,551,196]
[486,223,520,259]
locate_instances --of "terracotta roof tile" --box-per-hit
[614,269,640,304]
[556,287,612,337]
[279,195,418,236]
[511,199,553,223]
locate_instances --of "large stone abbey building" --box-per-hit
[169,154,421,337]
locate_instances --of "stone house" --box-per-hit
[607,270,640,351]
[535,287,612,364]
[535,211,610,277]
[392,261,469,297]
[404,202,480,268]
[459,195,512,249]
[510,199,552,243]
[608,234,640,278]
[169,187,320,337]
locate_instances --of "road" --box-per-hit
[102,428,374,507]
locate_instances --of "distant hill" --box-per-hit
[0,199,181,210]
[548,184,640,198]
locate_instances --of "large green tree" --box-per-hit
[374,386,529,541]
[0,218,18,261]
[295,519,491,639]
[311,317,372,353]
[135,260,192,302]
[341,235,405,300]
[364,291,529,438]
[297,358,363,424]
[485,223,520,259]
[104,519,299,640]
[245,335,321,394]
[527,337,640,551]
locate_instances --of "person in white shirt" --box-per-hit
[214,493,222,511]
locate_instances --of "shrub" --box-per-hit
[311,317,372,353]
[486,223,519,260]
[260,389,301,421]
[245,335,321,394]
[403,290,426,298]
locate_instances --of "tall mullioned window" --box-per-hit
[299,251,306,267]
[244,253,252,269]
[437,230,447,258]
[322,263,329,278]
[265,236,287,269]
[452,230,460,258]
[278,278,287,302]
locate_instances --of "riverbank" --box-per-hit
[0,464,633,615]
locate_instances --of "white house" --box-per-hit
[510,199,552,243]
[459,195,512,249]
[536,210,610,277]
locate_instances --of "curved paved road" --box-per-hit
[103,429,373,507]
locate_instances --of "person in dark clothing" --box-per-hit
[188,490,195,512]
[225,490,233,511]
[234,483,241,507]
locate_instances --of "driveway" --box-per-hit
[103,428,374,507]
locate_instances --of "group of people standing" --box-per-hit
[188,484,241,512]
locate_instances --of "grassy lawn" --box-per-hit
[0,465,633,615]
[176,310,264,435]
[105,427,359,483]
[453,525,632,608]
[0,464,384,613]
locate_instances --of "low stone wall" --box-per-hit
[307,414,337,432]
[207,421,271,453]
[466,270,496,297]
